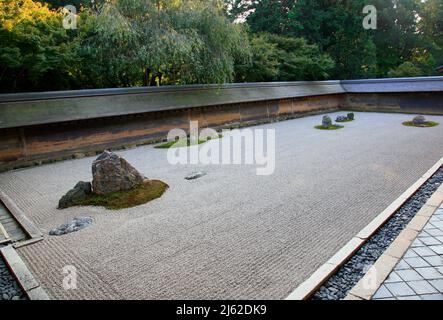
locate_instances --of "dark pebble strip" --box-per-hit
[313,166,443,300]
[0,245,28,300]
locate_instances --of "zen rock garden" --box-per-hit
[1,110,443,301]
[58,151,168,211]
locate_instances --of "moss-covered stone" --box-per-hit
[58,181,92,209]
[155,135,222,149]
[314,124,344,130]
[322,115,332,128]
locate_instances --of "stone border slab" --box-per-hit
[0,221,10,244]
[0,191,42,240]
[0,245,50,300]
[0,238,11,246]
[345,183,443,300]
[286,156,443,300]
[12,237,44,249]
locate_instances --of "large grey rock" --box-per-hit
[412,115,426,126]
[58,181,92,209]
[322,115,332,128]
[49,217,93,236]
[92,151,145,195]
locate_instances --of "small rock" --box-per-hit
[92,151,145,195]
[2,293,9,300]
[336,116,348,122]
[347,113,355,120]
[49,217,93,236]
[185,172,207,180]
[58,181,92,209]
[412,115,426,126]
[322,115,332,128]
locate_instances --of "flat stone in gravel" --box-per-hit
[185,172,207,180]
[49,217,92,236]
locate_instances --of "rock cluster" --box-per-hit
[92,151,145,195]
[58,181,92,209]
[58,151,147,209]
[336,116,348,122]
[49,217,93,236]
[336,113,355,122]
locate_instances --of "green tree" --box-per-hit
[235,33,334,82]
[287,0,377,79]
[37,0,96,9]
[0,0,78,92]
[286,0,337,51]
[223,0,251,22]
[388,61,423,78]
[420,0,443,48]
[78,0,250,87]
[368,0,442,78]
[235,33,279,82]
[418,0,443,69]
[245,0,295,35]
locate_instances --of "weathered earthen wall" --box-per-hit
[1,76,442,172]
[0,94,342,171]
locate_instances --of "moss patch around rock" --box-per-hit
[335,118,354,123]
[63,180,169,210]
[402,121,439,128]
[314,125,344,130]
[155,135,222,149]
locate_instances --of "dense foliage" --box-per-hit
[76,0,250,88]
[227,0,442,80]
[0,0,79,91]
[235,33,334,82]
[1,0,442,92]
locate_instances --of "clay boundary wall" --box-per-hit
[0,77,442,171]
